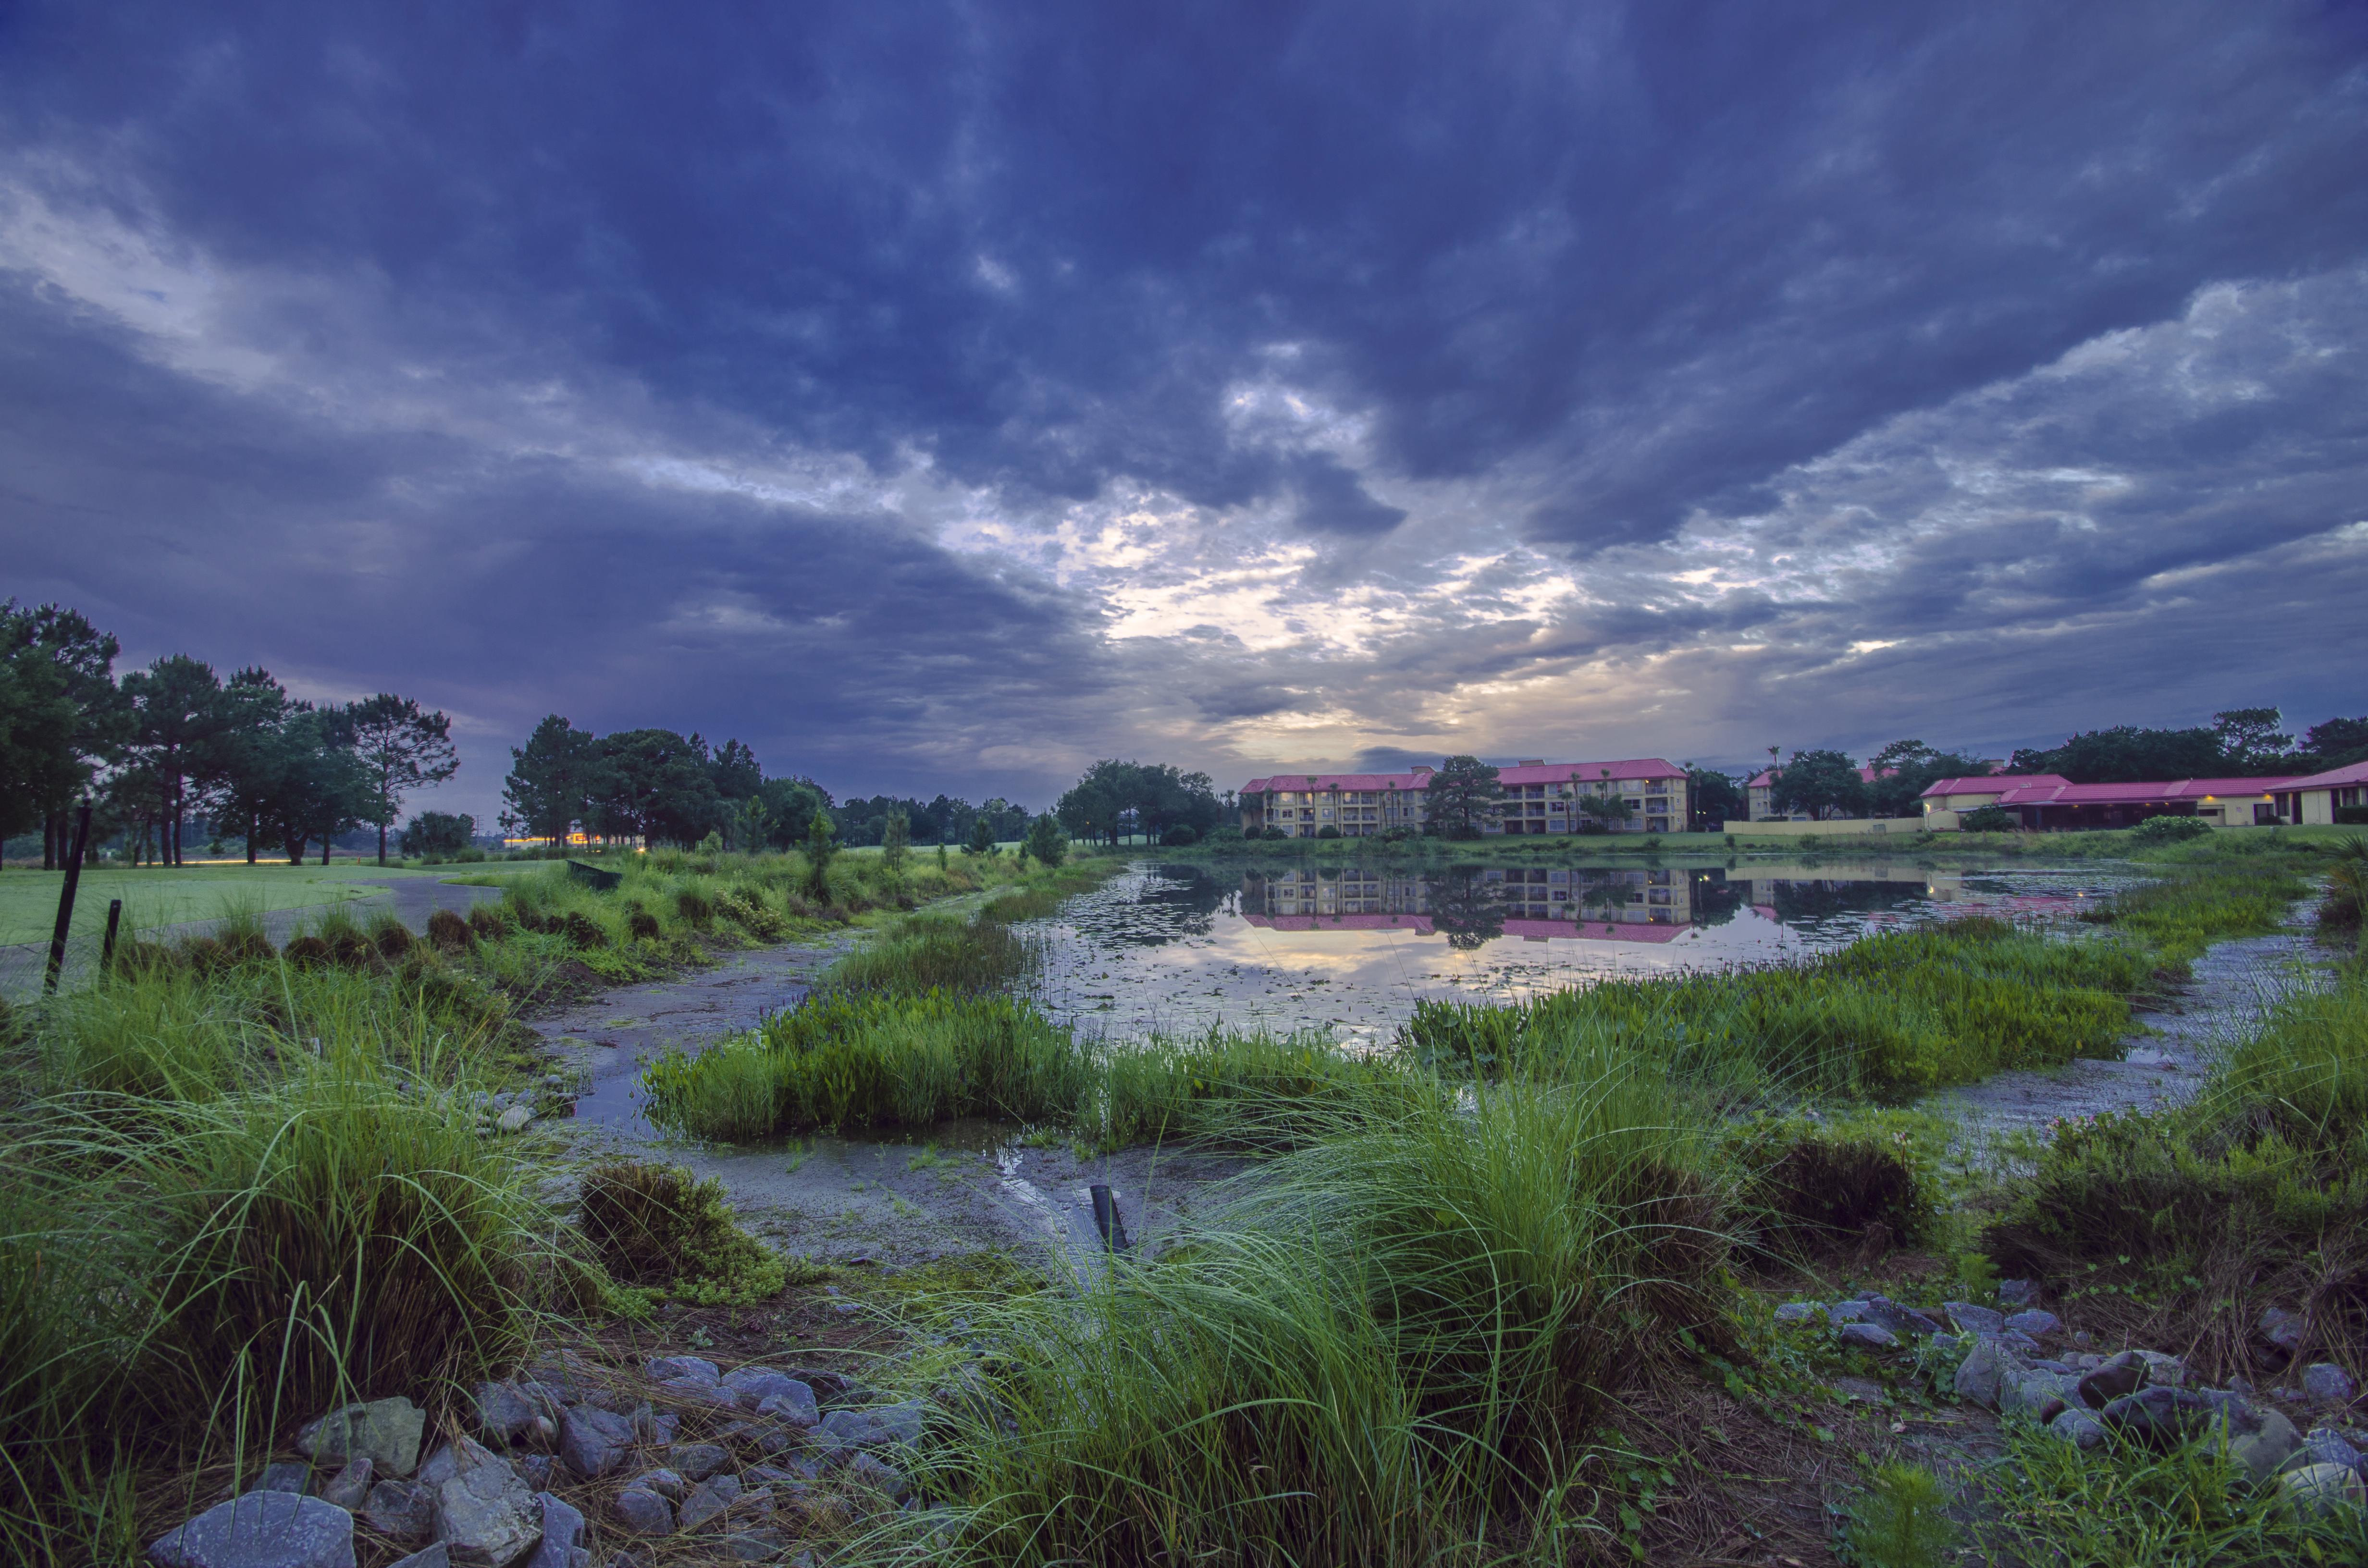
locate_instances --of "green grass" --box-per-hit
[894,1060,1739,1568]
[0,860,522,949]
[1396,918,2151,1101]
[2076,860,2311,970]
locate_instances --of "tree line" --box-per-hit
[1053,760,1226,846]
[0,600,458,867]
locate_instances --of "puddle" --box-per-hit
[1022,858,2132,1045]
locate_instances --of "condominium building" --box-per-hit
[1238,758,1690,838]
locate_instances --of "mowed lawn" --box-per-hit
[0,861,531,947]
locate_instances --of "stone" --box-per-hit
[415,1447,460,1488]
[814,1400,926,1453]
[648,1356,721,1386]
[1826,1300,1870,1325]
[1999,1372,2068,1425]
[786,1367,851,1399]
[678,1484,730,1532]
[1861,1296,1944,1338]
[2000,1332,2044,1358]
[432,1437,543,1568]
[1996,1278,2035,1308]
[2003,1309,2060,1339]
[612,1488,675,1536]
[509,1454,556,1493]
[494,1105,532,1133]
[2077,1350,2149,1409]
[2303,1363,2357,1405]
[1773,1301,1820,1325]
[1942,1301,2003,1336]
[363,1480,434,1540]
[2133,1350,2186,1387]
[150,1491,357,1568]
[633,1405,681,1444]
[518,1494,585,1568]
[388,1548,451,1568]
[725,1532,789,1562]
[2050,1408,2107,1450]
[725,1368,813,1412]
[474,1383,543,1447]
[709,1473,743,1504]
[844,1452,910,1501]
[1837,1322,1898,1351]
[318,1458,374,1511]
[625,1469,687,1501]
[295,1398,426,1478]
[557,1406,635,1479]
[754,1385,820,1429]
[1954,1337,2021,1408]
[256,1463,312,1494]
[2259,1307,2305,1354]
[668,1443,730,1482]
[2225,1404,2305,1485]
[2282,1462,2367,1519]
[2306,1427,2364,1470]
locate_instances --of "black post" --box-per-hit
[101,898,123,974]
[1088,1184,1130,1252]
[44,802,93,993]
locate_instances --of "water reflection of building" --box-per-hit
[1238,866,1698,943]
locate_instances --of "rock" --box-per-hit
[388,1547,452,1568]
[1955,1337,2021,1408]
[557,1406,635,1479]
[648,1356,721,1386]
[754,1389,820,1430]
[150,1491,357,1568]
[494,1105,532,1133]
[319,1458,374,1511]
[2259,1307,2305,1354]
[1999,1371,2068,1425]
[1942,1301,2003,1336]
[2050,1408,2107,1451]
[2302,1363,2357,1405]
[510,1454,556,1493]
[256,1462,312,1494]
[844,1452,910,1501]
[2134,1350,2187,1387]
[1997,1279,2035,1308]
[2306,1427,2365,1469]
[2000,1332,2044,1358]
[2282,1462,2367,1519]
[2078,1350,2149,1409]
[1826,1300,1870,1325]
[363,1480,435,1540]
[678,1484,731,1532]
[633,1405,681,1444]
[612,1488,675,1536]
[518,1494,585,1568]
[785,1367,852,1400]
[416,1447,460,1488]
[724,1369,813,1413]
[724,1532,789,1562]
[2004,1309,2060,1339]
[814,1400,926,1452]
[474,1383,543,1447]
[656,1375,740,1410]
[1773,1301,1821,1325]
[1861,1296,1943,1338]
[669,1444,730,1482]
[625,1469,687,1501]
[710,1473,743,1504]
[432,1436,543,1568]
[1837,1322,1898,1350]
[2225,1404,2305,1485]
[295,1397,426,1478]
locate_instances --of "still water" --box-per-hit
[1024,858,2127,1047]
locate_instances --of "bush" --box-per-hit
[1315,824,1341,839]
[2131,813,2211,844]
[2336,806,2368,826]
[2318,835,2367,932]
[674,885,715,927]
[1159,825,1199,847]
[577,1161,787,1306]
[1732,1116,1932,1256]
[426,907,473,951]
[1959,805,2017,832]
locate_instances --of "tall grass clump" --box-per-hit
[826,909,1044,994]
[1985,966,2368,1379]
[1399,919,2144,1100]
[2080,862,2310,971]
[577,1160,786,1306]
[918,1058,1739,1567]
[642,990,1094,1139]
[1092,1028,1395,1151]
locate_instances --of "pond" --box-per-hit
[1023,858,2131,1048]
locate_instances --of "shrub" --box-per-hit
[1959,805,2017,832]
[1024,814,1069,866]
[1315,824,1341,839]
[626,907,662,942]
[467,905,509,942]
[560,910,607,949]
[2336,806,2368,826]
[425,907,473,951]
[2318,835,2368,932]
[577,1161,786,1306]
[716,887,786,941]
[1159,825,1199,846]
[370,914,415,961]
[1732,1117,1932,1257]
[1842,1462,1954,1568]
[2131,813,2212,844]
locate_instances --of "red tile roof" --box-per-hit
[2288,758,2368,790]
[1240,758,1687,795]
[1924,775,2302,806]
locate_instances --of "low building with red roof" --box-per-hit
[1916,772,2307,831]
[2285,758,2368,825]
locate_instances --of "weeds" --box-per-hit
[1839,1462,1953,1568]
[577,1161,786,1307]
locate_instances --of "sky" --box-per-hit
[3,1,2366,824]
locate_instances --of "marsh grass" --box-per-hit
[2078,861,2311,970]
[902,1060,1740,1567]
[1399,919,2147,1100]
[577,1160,787,1306]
